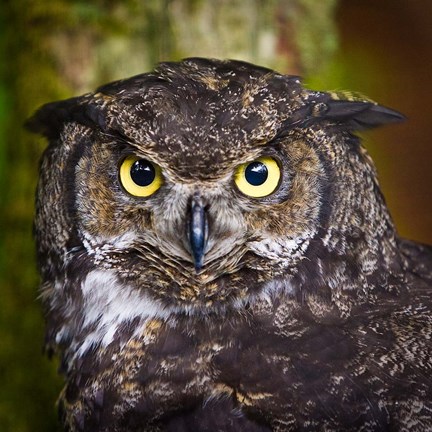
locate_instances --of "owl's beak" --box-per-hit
[188,194,208,272]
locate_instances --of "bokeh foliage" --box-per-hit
[0,1,430,431]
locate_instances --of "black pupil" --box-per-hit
[130,160,155,187]
[245,162,268,186]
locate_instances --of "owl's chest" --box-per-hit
[66,317,348,426]
[66,318,289,426]
[64,310,432,431]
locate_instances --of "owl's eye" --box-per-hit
[234,156,281,198]
[119,156,163,197]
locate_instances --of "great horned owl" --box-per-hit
[28,58,432,431]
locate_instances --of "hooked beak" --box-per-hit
[188,194,208,272]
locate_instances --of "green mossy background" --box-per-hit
[0,1,431,431]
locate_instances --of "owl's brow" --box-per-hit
[265,122,299,145]
[101,129,132,144]
[270,114,310,143]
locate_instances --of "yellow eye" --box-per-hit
[119,156,163,197]
[234,156,281,198]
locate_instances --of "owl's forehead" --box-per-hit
[99,59,304,178]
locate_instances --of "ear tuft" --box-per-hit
[324,99,406,130]
[283,94,405,134]
[25,95,107,139]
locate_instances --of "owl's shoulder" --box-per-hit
[399,237,432,280]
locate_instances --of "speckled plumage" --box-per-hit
[29,58,432,431]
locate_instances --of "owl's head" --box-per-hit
[30,58,403,319]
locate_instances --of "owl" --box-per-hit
[28,58,432,431]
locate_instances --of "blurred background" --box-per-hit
[0,0,431,430]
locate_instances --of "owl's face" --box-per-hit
[31,59,403,342]
[72,119,322,309]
